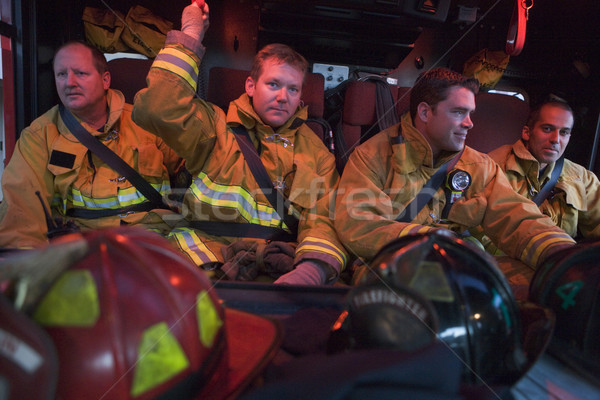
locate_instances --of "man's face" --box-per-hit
[54,44,110,117]
[419,86,475,158]
[523,104,573,169]
[245,59,303,128]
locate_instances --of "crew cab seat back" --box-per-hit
[337,79,411,169]
[466,92,530,153]
[207,66,327,142]
[107,57,153,104]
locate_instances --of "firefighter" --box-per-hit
[0,41,184,249]
[477,97,600,255]
[334,68,575,281]
[132,2,347,284]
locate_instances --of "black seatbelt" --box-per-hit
[532,156,564,206]
[393,129,464,223]
[59,104,170,213]
[189,125,299,241]
[230,125,299,233]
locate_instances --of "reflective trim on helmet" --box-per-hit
[33,270,100,326]
[168,227,220,266]
[131,322,190,397]
[0,328,44,373]
[154,47,199,90]
[408,261,455,302]
[190,172,287,229]
[197,291,223,348]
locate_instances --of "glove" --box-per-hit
[274,261,327,285]
[181,2,209,42]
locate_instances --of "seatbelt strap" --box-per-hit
[532,156,564,206]
[66,202,158,219]
[189,220,296,242]
[395,145,464,223]
[230,124,299,234]
[59,104,169,210]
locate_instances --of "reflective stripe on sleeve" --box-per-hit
[167,227,220,266]
[520,230,575,266]
[296,237,347,269]
[153,48,199,90]
[399,223,432,237]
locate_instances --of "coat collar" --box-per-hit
[58,88,124,141]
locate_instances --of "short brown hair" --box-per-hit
[250,43,308,83]
[410,67,479,120]
[54,40,108,75]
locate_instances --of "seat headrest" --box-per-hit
[107,57,153,104]
[466,92,530,153]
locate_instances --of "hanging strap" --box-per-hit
[59,104,169,212]
[505,0,529,56]
[532,156,564,206]
[395,146,464,223]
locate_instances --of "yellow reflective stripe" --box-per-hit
[131,322,190,397]
[69,180,169,210]
[197,291,223,348]
[191,172,285,228]
[399,223,431,237]
[522,231,575,266]
[33,270,100,327]
[153,47,199,90]
[297,237,347,267]
[168,228,219,266]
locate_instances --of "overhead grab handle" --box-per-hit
[506,0,533,56]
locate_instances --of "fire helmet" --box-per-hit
[10,226,281,400]
[529,239,600,386]
[339,233,536,385]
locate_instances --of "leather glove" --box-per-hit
[274,261,327,285]
[181,2,209,42]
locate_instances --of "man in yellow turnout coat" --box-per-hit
[334,68,575,279]
[479,98,600,254]
[132,2,347,284]
[0,41,182,249]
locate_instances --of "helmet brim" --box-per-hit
[197,308,282,400]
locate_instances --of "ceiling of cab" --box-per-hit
[258,0,453,69]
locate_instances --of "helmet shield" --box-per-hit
[354,233,528,385]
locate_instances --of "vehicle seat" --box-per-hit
[339,79,411,163]
[466,92,530,153]
[206,66,327,141]
[107,57,153,104]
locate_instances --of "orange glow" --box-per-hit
[433,243,447,257]
[115,233,128,243]
[332,311,348,330]
[170,276,181,286]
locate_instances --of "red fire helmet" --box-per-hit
[24,226,281,400]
